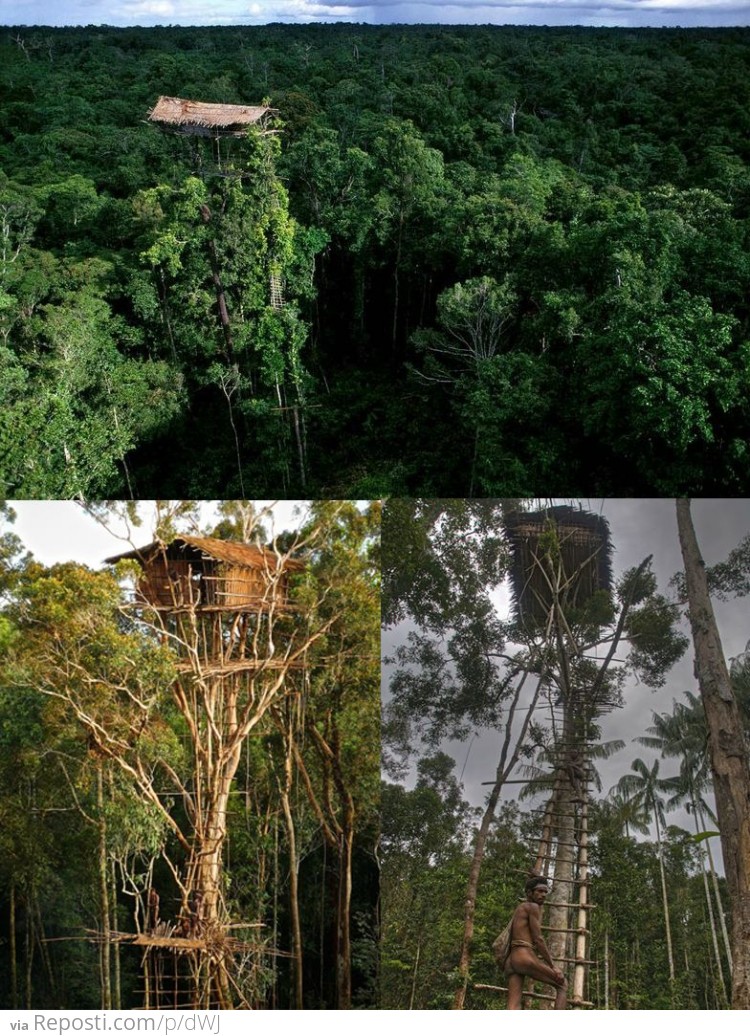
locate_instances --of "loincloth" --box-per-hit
[510,940,534,950]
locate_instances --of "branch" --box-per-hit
[588,555,652,703]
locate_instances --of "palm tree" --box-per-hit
[662,763,730,1005]
[604,786,650,839]
[638,697,732,977]
[637,692,708,772]
[616,757,676,991]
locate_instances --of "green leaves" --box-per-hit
[0,261,184,497]
[691,830,720,845]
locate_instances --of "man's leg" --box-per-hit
[506,973,524,1010]
[508,950,567,1009]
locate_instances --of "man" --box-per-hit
[504,876,567,1010]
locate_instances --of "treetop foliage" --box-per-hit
[3,24,750,495]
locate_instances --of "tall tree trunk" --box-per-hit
[272,815,279,1010]
[693,803,728,1005]
[320,838,327,1006]
[353,255,366,353]
[158,268,178,363]
[409,941,421,1010]
[700,804,733,972]
[199,205,234,362]
[25,891,34,1010]
[292,405,307,489]
[336,825,354,1009]
[280,754,304,1008]
[10,881,18,1009]
[34,890,56,1001]
[97,766,112,1010]
[653,801,676,993]
[111,860,122,1010]
[321,717,355,1010]
[545,781,576,980]
[391,215,403,351]
[676,498,750,1010]
[185,786,236,1008]
[710,858,734,972]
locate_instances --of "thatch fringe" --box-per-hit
[148,96,276,135]
[504,504,613,630]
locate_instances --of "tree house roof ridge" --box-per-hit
[105,534,304,571]
[148,95,276,132]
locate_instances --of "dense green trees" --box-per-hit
[2,24,750,494]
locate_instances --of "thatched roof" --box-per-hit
[504,504,613,630]
[147,96,275,136]
[105,535,303,572]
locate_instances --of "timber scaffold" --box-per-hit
[476,505,615,1010]
[477,735,597,1009]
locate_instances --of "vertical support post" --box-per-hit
[573,796,589,1004]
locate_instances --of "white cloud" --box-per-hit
[0,0,748,36]
[118,0,175,16]
[108,0,368,24]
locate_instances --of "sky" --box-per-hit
[7,499,315,566]
[1,0,750,28]
[382,498,750,865]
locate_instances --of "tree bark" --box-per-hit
[97,765,112,1011]
[25,892,33,1010]
[676,498,750,1010]
[693,803,729,1005]
[280,749,304,1009]
[200,204,235,362]
[10,881,18,1009]
[652,799,676,992]
[111,860,122,1010]
[704,820,733,972]
[331,720,355,1011]
[336,825,354,1009]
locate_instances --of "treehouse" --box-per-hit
[147,96,277,138]
[106,535,303,612]
[504,504,612,631]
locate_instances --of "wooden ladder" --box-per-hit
[530,741,595,1008]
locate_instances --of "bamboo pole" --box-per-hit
[572,797,589,1005]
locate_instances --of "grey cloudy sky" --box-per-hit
[1,0,749,27]
[383,499,750,863]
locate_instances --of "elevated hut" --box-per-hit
[102,533,307,1007]
[106,535,303,612]
[504,504,612,631]
[147,96,277,138]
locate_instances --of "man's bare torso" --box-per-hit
[510,901,538,948]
